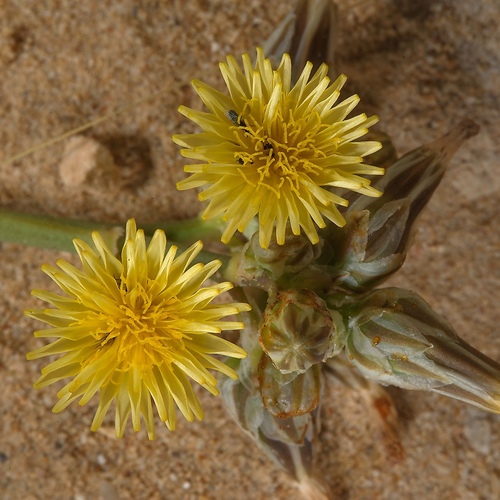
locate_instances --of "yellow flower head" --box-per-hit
[174,47,384,249]
[26,219,250,439]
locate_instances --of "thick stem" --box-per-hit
[139,216,225,245]
[0,209,124,254]
[0,209,229,267]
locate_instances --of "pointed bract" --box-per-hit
[345,287,500,414]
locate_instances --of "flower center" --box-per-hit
[231,108,329,197]
[87,281,186,372]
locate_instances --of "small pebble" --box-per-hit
[59,135,119,188]
[96,452,107,466]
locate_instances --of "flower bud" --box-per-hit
[219,322,322,486]
[260,289,344,373]
[328,120,480,293]
[226,228,326,290]
[345,287,500,413]
[259,354,322,418]
[329,201,410,292]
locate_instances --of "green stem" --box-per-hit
[0,210,228,267]
[139,217,224,244]
[0,209,124,254]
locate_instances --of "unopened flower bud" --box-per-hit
[260,289,344,373]
[329,120,480,293]
[259,354,322,417]
[226,228,325,289]
[345,287,500,413]
[219,318,321,485]
[330,200,410,292]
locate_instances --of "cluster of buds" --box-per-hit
[218,4,496,494]
[222,117,499,494]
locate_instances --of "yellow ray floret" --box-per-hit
[26,219,250,439]
[174,47,384,249]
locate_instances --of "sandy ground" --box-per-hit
[1,0,499,498]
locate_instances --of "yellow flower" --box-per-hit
[26,219,250,439]
[174,47,384,249]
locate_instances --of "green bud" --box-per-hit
[259,354,322,417]
[345,287,500,413]
[329,201,410,292]
[226,228,326,290]
[328,120,480,293]
[260,289,344,373]
[219,322,322,487]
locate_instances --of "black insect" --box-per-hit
[263,141,275,158]
[115,277,128,292]
[228,109,246,127]
[236,157,254,165]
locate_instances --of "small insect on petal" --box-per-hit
[228,109,246,127]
